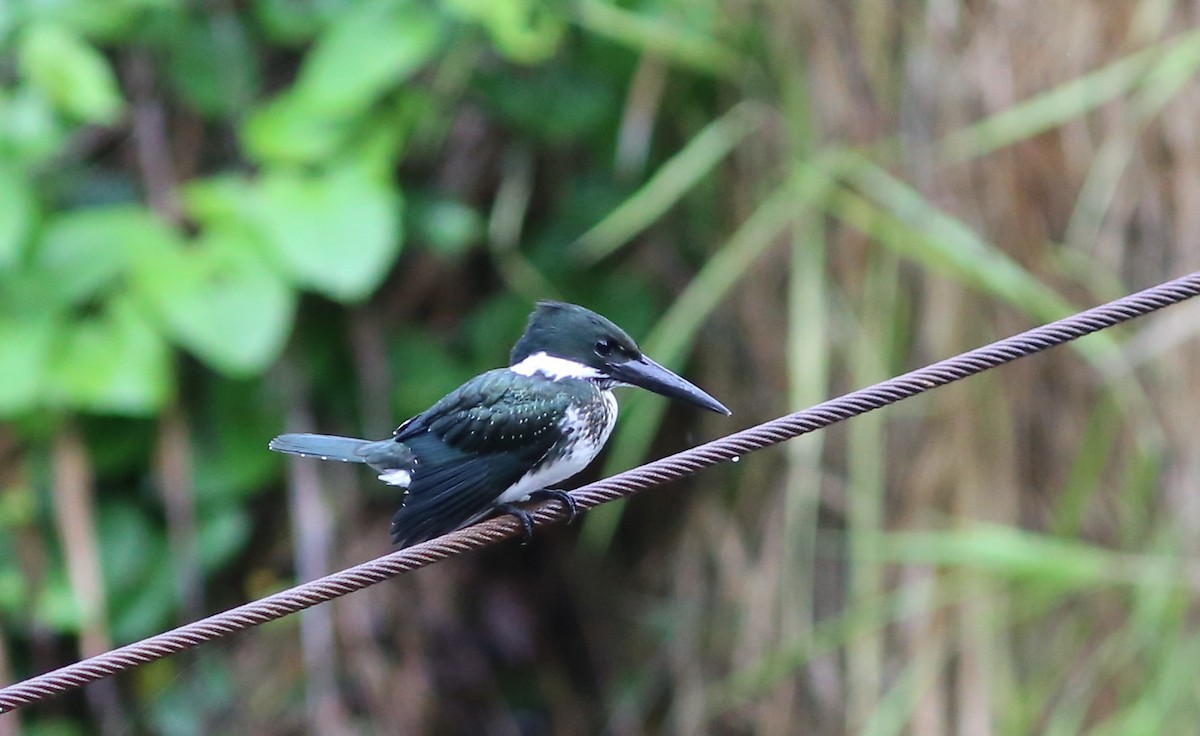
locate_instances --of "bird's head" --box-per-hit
[509,301,730,415]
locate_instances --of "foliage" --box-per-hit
[1,0,1200,734]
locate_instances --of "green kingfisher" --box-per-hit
[269,301,730,547]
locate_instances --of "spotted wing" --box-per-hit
[389,370,579,546]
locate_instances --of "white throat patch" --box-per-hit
[509,352,602,380]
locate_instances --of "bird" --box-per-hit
[268,301,730,547]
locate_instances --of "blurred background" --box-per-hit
[2,0,1200,734]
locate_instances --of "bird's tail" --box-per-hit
[268,433,372,463]
[268,434,417,484]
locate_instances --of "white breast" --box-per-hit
[494,391,618,504]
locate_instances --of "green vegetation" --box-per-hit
[1,0,1198,733]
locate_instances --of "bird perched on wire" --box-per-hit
[269,301,730,547]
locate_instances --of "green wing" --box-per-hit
[389,370,591,546]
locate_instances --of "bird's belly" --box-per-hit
[495,392,618,505]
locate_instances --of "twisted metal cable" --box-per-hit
[3,271,1199,714]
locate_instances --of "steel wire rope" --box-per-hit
[2,271,1199,713]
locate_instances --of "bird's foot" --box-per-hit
[529,489,578,524]
[496,503,536,545]
[497,491,578,545]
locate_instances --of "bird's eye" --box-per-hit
[594,339,613,357]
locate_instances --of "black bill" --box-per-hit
[608,355,731,415]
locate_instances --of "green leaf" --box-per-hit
[166,14,259,118]
[98,502,160,595]
[192,377,283,504]
[0,87,70,167]
[291,0,442,117]
[18,23,123,124]
[409,194,484,255]
[252,0,334,44]
[31,206,158,307]
[133,227,296,376]
[47,295,172,415]
[0,484,37,528]
[109,556,175,644]
[97,501,177,643]
[178,175,255,225]
[5,206,176,317]
[34,572,82,633]
[197,506,252,573]
[0,567,27,614]
[445,0,564,63]
[389,329,474,421]
[241,91,351,163]
[0,315,57,417]
[256,166,402,301]
[477,64,616,143]
[0,163,34,267]
[243,0,441,163]
[19,0,180,41]
[0,526,30,614]
[183,168,401,302]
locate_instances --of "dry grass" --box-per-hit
[173,1,1200,732]
[6,1,1200,734]
[631,2,1200,734]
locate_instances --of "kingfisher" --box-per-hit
[269,302,729,547]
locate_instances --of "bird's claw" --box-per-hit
[497,503,536,544]
[529,489,578,524]
[497,490,579,545]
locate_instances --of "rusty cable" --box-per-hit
[2,271,1199,713]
